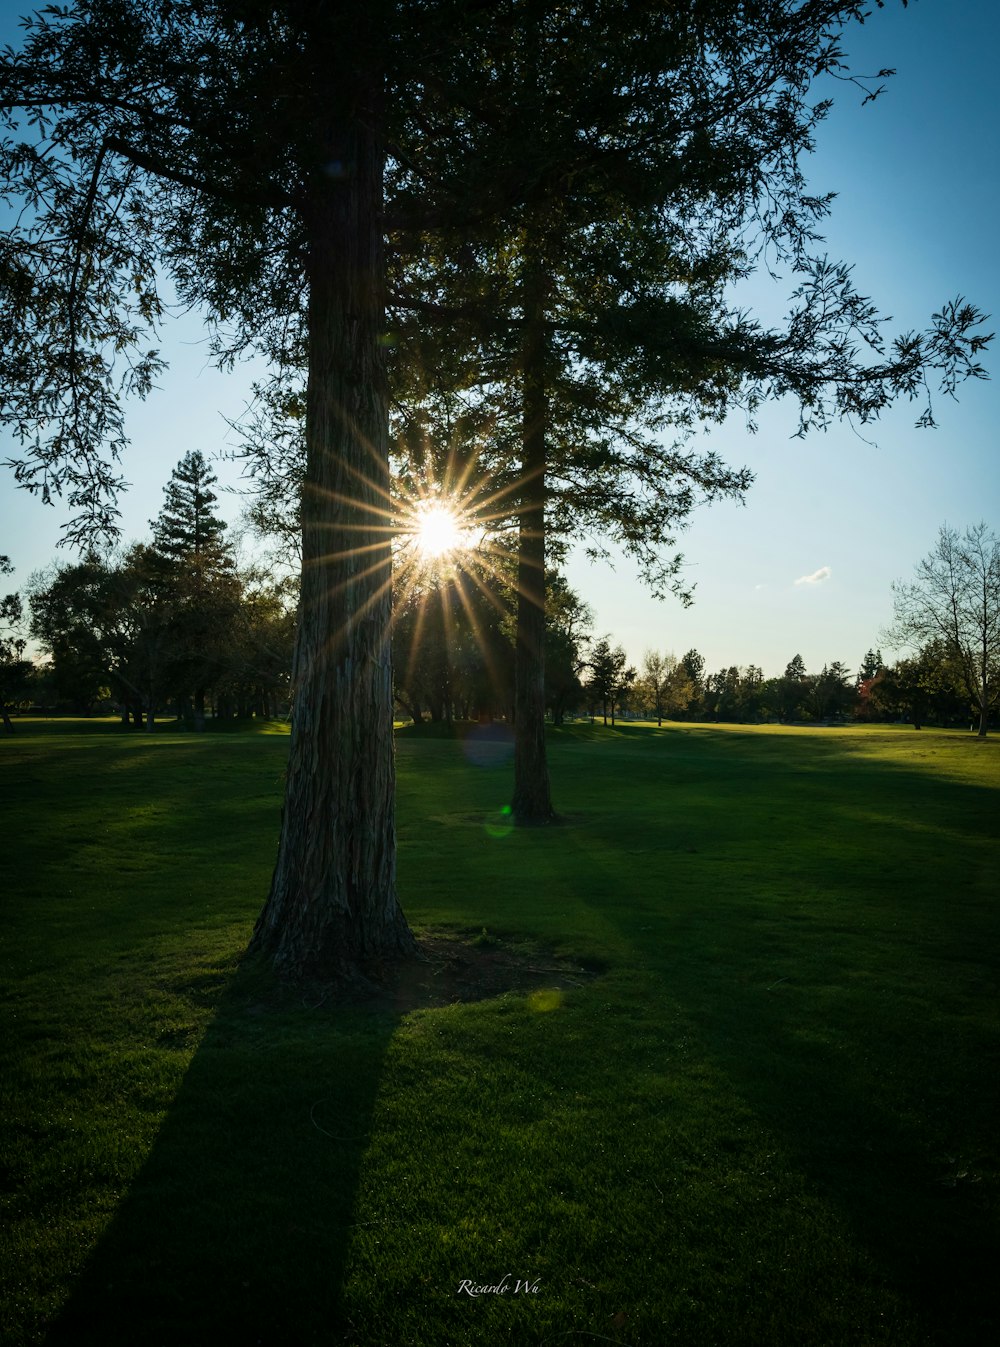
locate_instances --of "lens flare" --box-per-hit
[484,804,514,839]
[414,502,466,558]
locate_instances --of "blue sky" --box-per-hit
[2,0,998,679]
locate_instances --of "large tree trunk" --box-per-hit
[250,80,414,981]
[511,261,554,826]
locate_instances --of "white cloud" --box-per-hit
[794,565,832,586]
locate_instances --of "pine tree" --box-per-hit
[151,452,230,562]
[147,452,238,729]
[858,648,884,684]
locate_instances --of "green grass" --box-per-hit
[1,720,998,1345]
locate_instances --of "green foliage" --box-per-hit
[150,450,230,562]
[870,642,972,730]
[0,554,33,728]
[543,573,593,725]
[585,637,635,725]
[858,647,884,684]
[702,665,759,723]
[28,536,293,728]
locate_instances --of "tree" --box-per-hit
[545,574,592,726]
[885,523,1000,737]
[702,664,767,723]
[151,451,230,562]
[858,648,884,685]
[870,643,968,730]
[640,650,671,727]
[807,661,854,721]
[148,452,242,728]
[637,649,696,725]
[0,557,32,733]
[680,649,707,719]
[223,579,296,721]
[388,1,991,826]
[705,667,740,723]
[29,551,175,729]
[768,654,811,722]
[0,1,503,981]
[28,556,125,717]
[586,639,634,727]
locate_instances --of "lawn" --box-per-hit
[1,720,997,1345]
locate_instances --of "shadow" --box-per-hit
[555,758,1000,1347]
[46,958,399,1347]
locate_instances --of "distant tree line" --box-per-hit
[387,524,998,733]
[3,508,996,737]
[12,453,296,729]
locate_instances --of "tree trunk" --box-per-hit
[511,259,554,825]
[250,80,414,981]
[978,643,989,736]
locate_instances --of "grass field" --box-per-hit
[1,719,998,1346]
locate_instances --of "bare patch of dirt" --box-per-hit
[358,932,604,1014]
[239,932,605,1017]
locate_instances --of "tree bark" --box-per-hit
[511,259,554,825]
[978,637,989,736]
[250,77,414,980]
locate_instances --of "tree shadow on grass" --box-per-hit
[557,810,1000,1347]
[46,958,400,1347]
[670,950,1000,1345]
[43,936,592,1347]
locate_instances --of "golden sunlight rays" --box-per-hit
[293,415,545,696]
[412,500,468,559]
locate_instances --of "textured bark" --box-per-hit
[250,77,414,979]
[511,264,555,826]
[978,637,989,736]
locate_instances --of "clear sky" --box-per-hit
[2,0,998,679]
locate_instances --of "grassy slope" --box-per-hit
[1,720,997,1346]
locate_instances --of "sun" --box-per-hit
[413,502,467,559]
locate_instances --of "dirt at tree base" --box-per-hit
[240,932,604,1017]
[364,932,604,1014]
